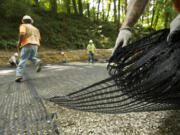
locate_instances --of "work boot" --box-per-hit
[36,61,42,72]
[15,76,23,82]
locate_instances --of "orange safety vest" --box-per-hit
[19,24,41,48]
[62,54,67,59]
[9,58,13,63]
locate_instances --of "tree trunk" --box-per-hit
[97,0,101,21]
[141,16,144,24]
[113,0,117,23]
[102,0,105,21]
[93,0,96,22]
[124,0,127,14]
[150,0,156,28]
[50,0,57,14]
[146,5,150,26]
[66,0,71,15]
[34,0,39,7]
[78,0,83,16]
[121,5,123,16]
[72,0,78,14]
[87,3,90,18]
[118,0,121,26]
[106,0,111,22]
[154,8,160,29]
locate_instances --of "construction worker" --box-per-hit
[15,15,42,82]
[61,52,67,63]
[87,40,96,63]
[112,0,180,54]
[8,53,19,67]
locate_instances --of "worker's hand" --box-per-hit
[167,27,180,43]
[167,15,180,43]
[17,40,21,46]
[112,29,132,55]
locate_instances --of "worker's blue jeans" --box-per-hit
[16,44,40,77]
[88,51,94,63]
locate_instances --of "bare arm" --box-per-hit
[122,0,150,29]
[18,34,25,46]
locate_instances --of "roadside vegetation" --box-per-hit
[0,0,177,51]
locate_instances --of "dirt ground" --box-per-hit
[0,49,112,66]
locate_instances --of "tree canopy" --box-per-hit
[0,0,178,50]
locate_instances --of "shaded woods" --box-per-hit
[0,0,177,50]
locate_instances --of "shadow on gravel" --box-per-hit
[155,110,180,135]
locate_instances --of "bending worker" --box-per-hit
[8,53,19,67]
[87,40,96,63]
[16,15,42,82]
[61,52,67,63]
[113,0,180,54]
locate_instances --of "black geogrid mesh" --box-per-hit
[0,63,108,134]
[0,72,59,135]
[49,29,180,113]
[1,29,180,134]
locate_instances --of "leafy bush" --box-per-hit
[0,2,118,50]
[1,0,32,21]
[0,39,17,50]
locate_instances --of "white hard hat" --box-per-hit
[61,52,64,55]
[22,15,34,23]
[89,40,93,43]
[14,53,18,57]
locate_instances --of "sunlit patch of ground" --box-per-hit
[0,69,14,75]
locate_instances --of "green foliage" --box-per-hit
[0,2,117,50]
[1,0,33,21]
[132,24,156,42]
[138,0,177,29]
[0,39,17,50]
[0,0,178,50]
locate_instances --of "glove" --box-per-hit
[167,14,180,43]
[17,40,21,46]
[167,25,180,43]
[112,29,132,55]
